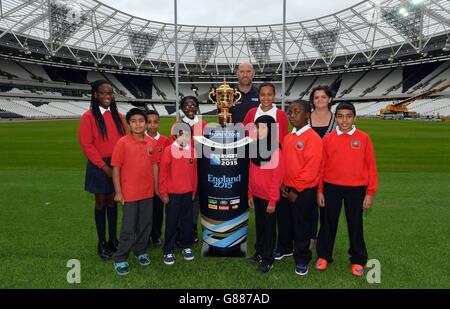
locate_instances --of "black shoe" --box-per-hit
[257,263,273,273]
[152,238,162,247]
[97,241,112,260]
[108,238,119,253]
[248,253,262,265]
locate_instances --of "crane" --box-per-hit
[380,82,450,119]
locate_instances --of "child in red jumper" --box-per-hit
[146,110,170,247]
[78,80,126,260]
[315,102,378,277]
[248,115,285,273]
[159,123,197,265]
[282,100,323,276]
[243,83,289,143]
[173,96,207,244]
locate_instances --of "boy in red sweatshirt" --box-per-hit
[315,102,378,277]
[159,123,197,265]
[172,96,207,244]
[281,100,323,276]
[248,115,285,273]
[146,110,170,248]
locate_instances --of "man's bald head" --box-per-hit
[237,62,255,91]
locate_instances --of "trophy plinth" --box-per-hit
[208,79,241,125]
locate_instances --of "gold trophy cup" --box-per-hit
[208,79,242,125]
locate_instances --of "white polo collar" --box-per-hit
[173,141,190,150]
[183,115,199,126]
[99,106,110,115]
[254,105,277,121]
[145,131,161,140]
[336,125,356,136]
[292,124,311,136]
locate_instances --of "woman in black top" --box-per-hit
[308,85,337,249]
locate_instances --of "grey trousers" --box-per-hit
[115,198,153,262]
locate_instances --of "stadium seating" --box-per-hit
[371,68,403,96]
[408,62,449,94]
[21,63,51,81]
[1,60,450,119]
[153,77,176,101]
[0,59,33,80]
[102,73,136,99]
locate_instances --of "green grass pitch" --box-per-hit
[0,117,449,288]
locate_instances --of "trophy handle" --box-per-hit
[208,88,217,104]
[234,89,242,102]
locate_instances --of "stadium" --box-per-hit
[0,0,449,290]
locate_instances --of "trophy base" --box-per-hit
[201,241,247,257]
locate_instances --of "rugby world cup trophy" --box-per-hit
[208,79,241,125]
[196,79,251,257]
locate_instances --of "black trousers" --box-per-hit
[150,194,164,241]
[253,197,276,265]
[316,183,368,265]
[311,203,319,239]
[163,192,193,254]
[115,198,153,262]
[292,187,317,265]
[275,195,293,254]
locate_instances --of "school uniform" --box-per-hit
[146,132,171,244]
[243,105,290,143]
[78,106,125,194]
[78,106,126,252]
[249,148,285,266]
[159,142,197,254]
[281,124,323,265]
[316,125,378,266]
[175,116,207,239]
[111,134,158,262]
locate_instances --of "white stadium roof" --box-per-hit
[0,0,448,75]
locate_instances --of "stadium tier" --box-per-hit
[0,61,449,119]
[0,0,448,119]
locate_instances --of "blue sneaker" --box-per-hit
[295,263,308,276]
[114,261,129,276]
[136,253,151,266]
[181,248,194,261]
[163,253,175,265]
[273,250,293,260]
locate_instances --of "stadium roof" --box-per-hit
[0,0,448,75]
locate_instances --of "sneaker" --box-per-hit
[295,263,309,276]
[108,238,119,253]
[351,264,364,277]
[181,248,195,261]
[114,261,129,276]
[248,253,262,265]
[163,253,175,265]
[314,258,328,270]
[136,253,151,266]
[256,263,273,273]
[273,250,293,260]
[97,241,112,260]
